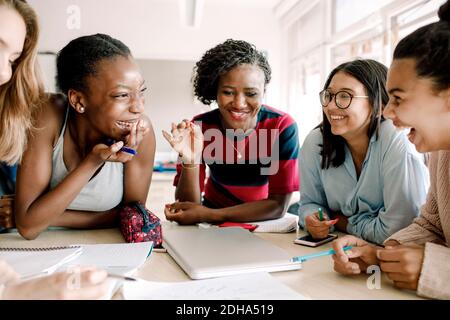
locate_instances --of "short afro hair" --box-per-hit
[193,39,271,105]
[56,33,131,94]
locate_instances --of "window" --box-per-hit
[288,53,322,144]
[283,0,445,147]
[334,0,394,32]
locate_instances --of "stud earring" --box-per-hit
[79,106,85,113]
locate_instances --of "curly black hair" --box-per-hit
[393,0,450,92]
[193,39,271,105]
[56,33,131,94]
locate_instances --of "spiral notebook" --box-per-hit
[0,246,82,278]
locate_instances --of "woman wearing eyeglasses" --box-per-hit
[298,59,429,245]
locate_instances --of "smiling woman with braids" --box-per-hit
[162,39,299,224]
[14,34,156,240]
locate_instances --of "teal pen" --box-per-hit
[291,245,353,263]
[318,208,324,221]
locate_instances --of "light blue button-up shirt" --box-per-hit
[298,120,429,244]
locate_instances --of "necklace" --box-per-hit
[225,130,254,160]
[230,140,243,159]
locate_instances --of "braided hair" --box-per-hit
[56,33,131,95]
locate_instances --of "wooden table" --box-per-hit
[0,225,421,300]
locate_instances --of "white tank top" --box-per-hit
[50,109,124,212]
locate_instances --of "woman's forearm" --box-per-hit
[16,155,104,239]
[50,208,119,229]
[175,164,201,203]
[207,198,287,223]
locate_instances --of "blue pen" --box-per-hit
[291,246,353,263]
[105,139,137,155]
[120,146,137,155]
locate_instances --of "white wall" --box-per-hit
[37,53,57,92]
[136,59,207,159]
[28,0,284,154]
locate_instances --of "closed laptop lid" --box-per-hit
[162,225,301,279]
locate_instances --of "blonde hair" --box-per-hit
[0,0,44,165]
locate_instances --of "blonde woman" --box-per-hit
[0,0,107,300]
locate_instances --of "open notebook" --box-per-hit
[0,242,153,279]
[58,242,154,299]
[59,242,154,276]
[0,242,153,299]
[0,246,82,278]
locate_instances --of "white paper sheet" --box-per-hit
[251,213,298,233]
[197,213,298,233]
[122,272,307,300]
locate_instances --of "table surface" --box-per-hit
[0,225,421,300]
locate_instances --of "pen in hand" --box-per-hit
[291,246,353,263]
[317,207,339,225]
[105,139,137,155]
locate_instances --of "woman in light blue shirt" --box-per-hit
[298,59,429,245]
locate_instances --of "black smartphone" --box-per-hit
[293,234,338,247]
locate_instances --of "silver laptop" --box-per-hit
[162,225,302,280]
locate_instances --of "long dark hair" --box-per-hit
[320,59,389,169]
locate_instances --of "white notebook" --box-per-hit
[0,242,153,278]
[123,272,307,300]
[0,246,82,278]
[59,242,154,300]
[250,213,298,233]
[197,213,298,233]
[60,242,154,276]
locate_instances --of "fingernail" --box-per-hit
[352,266,359,273]
[376,250,382,259]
